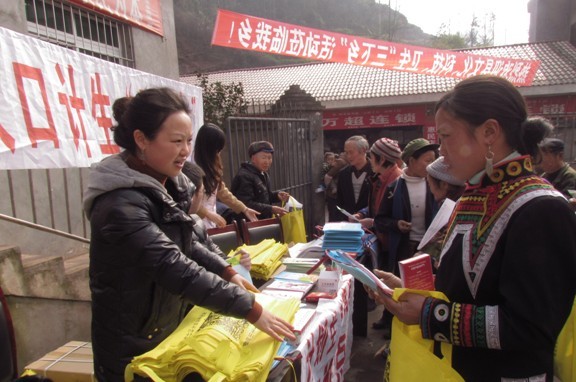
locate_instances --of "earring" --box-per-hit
[485,146,494,176]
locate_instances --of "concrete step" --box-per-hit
[21,254,66,299]
[63,253,90,301]
[0,245,27,295]
[64,253,89,275]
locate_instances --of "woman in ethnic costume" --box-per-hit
[372,75,576,381]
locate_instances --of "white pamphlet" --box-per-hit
[417,198,456,250]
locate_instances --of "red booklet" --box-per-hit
[398,254,435,290]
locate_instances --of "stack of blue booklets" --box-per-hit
[322,222,364,253]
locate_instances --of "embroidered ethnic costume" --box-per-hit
[420,155,576,381]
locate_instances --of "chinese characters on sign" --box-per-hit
[322,106,426,130]
[0,27,202,170]
[526,96,576,115]
[212,9,540,86]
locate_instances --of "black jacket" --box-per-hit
[335,163,373,221]
[230,162,280,219]
[84,154,255,382]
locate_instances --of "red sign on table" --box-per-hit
[212,9,540,87]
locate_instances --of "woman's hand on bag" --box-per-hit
[243,207,260,222]
[207,211,227,228]
[272,205,288,217]
[229,274,259,293]
[382,292,426,325]
[278,191,290,203]
[237,250,252,270]
[254,309,296,342]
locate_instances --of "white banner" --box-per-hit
[0,27,203,170]
[298,275,353,381]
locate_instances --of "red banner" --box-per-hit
[526,95,576,115]
[323,106,426,130]
[69,0,163,36]
[212,9,540,87]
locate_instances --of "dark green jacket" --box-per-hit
[542,163,576,198]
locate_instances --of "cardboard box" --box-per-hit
[25,341,95,382]
[316,270,340,293]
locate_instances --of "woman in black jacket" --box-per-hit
[83,88,294,382]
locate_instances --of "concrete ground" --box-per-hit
[344,307,389,381]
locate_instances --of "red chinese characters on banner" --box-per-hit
[91,72,119,155]
[212,9,540,86]
[56,63,92,157]
[13,62,60,149]
[323,106,426,130]
[68,0,163,36]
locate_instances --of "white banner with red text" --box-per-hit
[212,9,540,87]
[69,0,163,36]
[0,27,202,170]
[298,275,354,381]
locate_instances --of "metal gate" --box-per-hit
[223,117,314,236]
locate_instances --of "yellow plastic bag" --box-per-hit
[280,197,306,244]
[555,297,576,382]
[387,288,464,382]
[126,293,300,382]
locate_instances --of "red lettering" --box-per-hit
[314,323,329,366]
[90,72,118,154]
[0,123,16,153]
[56,64,92,157]
[13,62,59,149]
[335,333,347,370]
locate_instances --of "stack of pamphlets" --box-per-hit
[288,236,324,258]
[322,222,364,253]
[261,271,318,300]
[282,258,325,274]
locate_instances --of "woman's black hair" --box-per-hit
[112,87,190,154]
[193,123,226,195]
[182,161,205,194]
[370,152,395,168]
[435,75,547,157]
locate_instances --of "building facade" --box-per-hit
[182,41,576,163]
[0,0,180,79]
[528,0,576,46]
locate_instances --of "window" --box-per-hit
[25,0,135,67]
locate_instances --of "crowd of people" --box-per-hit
[82,74,576,382]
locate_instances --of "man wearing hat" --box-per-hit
[231,141,289,219]
[373,138,438,336]
[351,137,403,334]
[538,138,576,199]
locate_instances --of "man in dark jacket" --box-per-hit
[335,135,373,221]
[231,141,289,219]
[539,138,576,198]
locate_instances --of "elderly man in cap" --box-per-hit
[538,138,576,199]
[231,141,289,219]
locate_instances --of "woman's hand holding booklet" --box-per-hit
[325,250,393,296]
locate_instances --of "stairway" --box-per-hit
[0,245,90,301]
